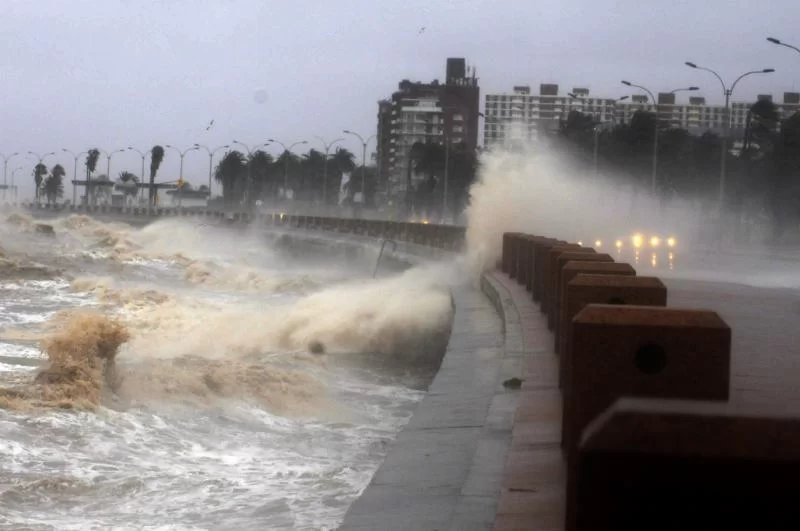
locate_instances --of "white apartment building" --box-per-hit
[484,84,800,147]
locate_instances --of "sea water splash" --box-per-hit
[462,144,800,288]
[0,210,458,529]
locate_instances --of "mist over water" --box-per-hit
[463,145,800,290]
[0,210,459,529]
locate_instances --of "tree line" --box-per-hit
[556,100,800,238]
[32,145,375,209]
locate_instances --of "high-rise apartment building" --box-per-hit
[484,84,800,148]
[378,58,480,198]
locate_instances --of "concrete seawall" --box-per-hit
[339,279,520,530]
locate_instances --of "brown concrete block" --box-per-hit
[571,397,800,531]
[507,232,526,278]
[549,252,613,332]
[516,234,538,288]
[556,264,637,356]
[502,232,521,274]
[525,237,559,293]
[564,304,730,455]
[560,274,665,391]
[541,244,585,314]
[531,239,565,302]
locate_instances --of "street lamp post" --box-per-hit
[100,148,126,180]
[232,140,269,208]
[194,144,229,202]
[621,81,659,195]
[767,37,800,55]
[62,149,88,206]
[621,81,698,194]
[314,136,344,206]
[267,139,308,201]
[10,166,22,200]
[1,152,19,201]
[165,145,199,208]
[93,148,125,206]
[342,131,375,206]
[127,147,148,204]
[27,151,56,203]
[592,96,629,176]
[685,62,774,209]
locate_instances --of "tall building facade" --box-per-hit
[378,58,480,198]
[484,84,800,148]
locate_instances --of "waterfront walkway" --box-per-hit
[339,285,518,530]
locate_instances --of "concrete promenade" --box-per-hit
[339,285,519,530]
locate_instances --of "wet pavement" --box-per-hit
[338,286,518,531]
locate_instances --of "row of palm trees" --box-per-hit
[213,146,358,208]
[30,144,361,208]
[29,138,480,217]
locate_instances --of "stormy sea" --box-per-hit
[0,211,456,531]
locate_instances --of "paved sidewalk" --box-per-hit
[338,284,519,531]
[484,271,565,531]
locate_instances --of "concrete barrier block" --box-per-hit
[559,272,657,392]
[556,264,638,357]
[516,234,538,287]
[503,232,523,278]
[572,398,800,531]
[531,239,565,302]
[550,252,612,332]
[525,237,559,293]
[564,304,730,454]
[541,244,588,314]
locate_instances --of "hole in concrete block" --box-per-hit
[634,343,667,375]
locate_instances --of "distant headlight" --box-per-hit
[667,237,676,248]
[615,239,623,249]
[632,233,644,249]
[594,239,602,248]
[650,236,661,248]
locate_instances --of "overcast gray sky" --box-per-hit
[1,0,798,198]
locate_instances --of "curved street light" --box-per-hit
[592,96,630,176]
[685,62,774,208]
[194,144,230,198]
[127,147,149,203]
[10,166,22,201]
[767,37,800,55]
[62,149,88,205]
[165,145,200,208]
[621,81,698,194]
[267,139,308,201]
[97,148,126,180]
[314,136,344,206]
[1,152,19,201]
[342,130,375,206]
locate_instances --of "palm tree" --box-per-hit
[84,148,100,205]
[149,145,165,206]
[214,150,247,207]
[117,171,139,205]
[32,163,47,202]
[247,150,274,202]
[302,149,326,201]
[329,147,356,202]
[43,164,65,205]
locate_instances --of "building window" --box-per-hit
[453,125,464,133]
